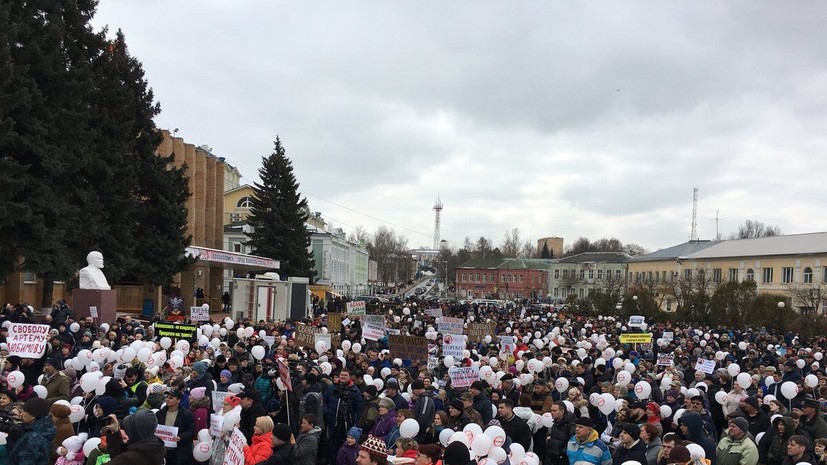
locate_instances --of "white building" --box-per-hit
[309,224,369,297]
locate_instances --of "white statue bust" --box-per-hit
[78,251,111,290]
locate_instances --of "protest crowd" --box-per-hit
[0,298,826,465]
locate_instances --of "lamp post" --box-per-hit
[778,301,785,331]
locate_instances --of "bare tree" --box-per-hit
[367,226,408,286]
[519,241,537,258]
[474,236,493,259]
[728,219,782,239]
[785,283,827,315]
[625,243,648,256]
[347,225,370,246]
[500,228,522,258]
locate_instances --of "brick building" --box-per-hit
[455,258,552,300]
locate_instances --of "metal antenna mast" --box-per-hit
[690,188,699,241]
[711,210,724,240]
[433,196,443,250]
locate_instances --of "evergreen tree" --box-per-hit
[540,242,551,259]
[247,137,314,280]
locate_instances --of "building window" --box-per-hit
[616,270,622,279]
[804,267,813,284]
[476,273,480,282]
[22,271,36,283]
[236,196,254,209]
[578,288,585,298]
[501,275,506,282]
[588,269,594,280]
[597,269,603,280]
[553,288,559,298]
[462,273,466,282]
[655,271,660,282]
[729,268,739,282]
[589,288,595,296]
[490,273,494,282]
[746,269,754,281]
[579,269,585,279]
[782,267,794,284]
[647,271,653,282]
[762,267,773,283]
[554,269,560,280]
[482,274,486,283]
[562,269,568,279]
[712,268,722,283]
[684,269,693,281]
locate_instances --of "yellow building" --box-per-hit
[628,233,827,314]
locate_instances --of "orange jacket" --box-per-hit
[243,433,274,465]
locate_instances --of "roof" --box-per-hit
[683,231,827,259]
[224,184,255,195]
[458,258,553,270]
[629,240,717,262]
[556,252,631,264]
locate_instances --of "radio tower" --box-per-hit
[690,188,699,241]
[433,196,443,250]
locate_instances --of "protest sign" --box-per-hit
[212,391,233,413]
[442,334,466,358]
[190,306,210,322]
[346,301,366,315]
[278,359,293,391]
[499,336,515,356]
[385,328,401,336]
[89,306,98,318]
[695,358,716,374]
[7,323,50,358]
[223,427,247,465]
[388,335,429,361]
[327,312,343,330]
[449,366,480,388]
[662,331,674,342]
[154,322,197,341]
[210,414,224,437]
[294,324,320,347]
[465,322,495,343]
[362,315,386,341]
[619,333,653,344]
[427,355,439,372]
[262,336,276,347]
[424,308,443,318]
[155,425,179,448]
[438,317,465,335]
[657,353,675,367]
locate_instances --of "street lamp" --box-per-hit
[778,301,785,331]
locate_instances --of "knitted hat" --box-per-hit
[411,379,425,390]
[360,435,389,458]
[620,422,640,440]
[449,399,464,412]
[192,361,208,375]
[224,395,241,409]
[443,441,472,465]
[575,417,594,428]
[744,397,759,409]
[379,397,395,410]
[190,387,206,400]
[729,417,749,434]
[364,385,378,398]
[23,397,50,419]
[62,433,88,460]
[220,369,232,379]
[256,416,274,434]
[348,426,363,439]
[50,403,71,419]
[272,423,292,442]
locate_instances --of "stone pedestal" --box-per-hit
[72,289,117,322]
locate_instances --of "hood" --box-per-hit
[773,415,796,439]
[301,426,322,437]
[122,438,166,461]
[679,412,704,439]
[96,396,117,417]
[190,396,211,409]
[123,409,158,443]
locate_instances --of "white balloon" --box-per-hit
[449,431,470,447]
[193,441,212,461]
[634,381,652,399]
[463,423,483,444]
[33,385,47,398]
[484,425,507,448]
[83,437,101,457]
[175,339,190,353]
[555,377,569,393]
[439,428,455,446]
[80,372,99,393]
[715,391,729,405]
[70,322,80,333]
[251,346,266,360]
[727,363,740,376]
[69,404,85,423]
[471,433,493,457]
[160,337,172,349]
[598,393,615,415]
[781,381,798,400]
[6,370,24,389]
[488,447,508,464]
[616,370,632,385]
[352,343,362,353]
[736,372,752,389]
[96,376,112,396]
[806,374,819,388]
[444,355,455,368]
[400,418,419,438]
[660,405,672,419]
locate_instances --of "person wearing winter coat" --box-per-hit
[244,416,275,465]
[101,410,166,465]
[640,423,663,465]
[717,418,759,465]
[259,423,294,465]
[470,381,494,425]
[155,389,196,465]
[391,437,418,465]
[497,399,532,451]
[51,403,76,462]
[337,426,362,465]
[6,398,56,465]
[411,380,436,442]
[780,435,813,465]
[42,359,71,404]
[548,402,578,465]
[613,423,649,465]
[293,414,323,465]
[446,399,470,432]
[371,398,398,441]
[190,387,211,433]
[767,415,796,465]
[567,417,613,465]
[678,412,718,465]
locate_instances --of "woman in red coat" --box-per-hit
[244,416,275,465]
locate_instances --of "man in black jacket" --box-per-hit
[471,381,494,425]
[155,390,195,465]
[612,423,648,465]
[497,399,532,450]
[548,401,577,465]
[238,388,268,444]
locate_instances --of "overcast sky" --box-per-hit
[92,2,827,252]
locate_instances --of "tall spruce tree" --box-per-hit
[0,1,191,305]
[247,138,315,280]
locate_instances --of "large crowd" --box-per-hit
[0,299,826,465]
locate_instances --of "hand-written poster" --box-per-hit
[465,322,495,343]
[449,366,480,388]
[7,323,50,358]
[388,335,429,362]
[155,425,179,448]
[362,315,386,341]
[438,317,464,335]
[223,427,247,465]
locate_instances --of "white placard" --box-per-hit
[362,315,386,341]
[210,414,224,437]
[442,334,465,358]
[449,366,480,388]
[190,306,210,322]
[7,323,50,358]
[212,391,233,413]
[346,301,366,315]
[662,331,674,342]
[155,424,179,448]
[223,427,247,465]
[89,306,98,318]
[695,358,716,374]
[438,317,464,335]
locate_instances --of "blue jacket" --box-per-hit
[567,429,612,465]
[324,381,363,430]
[7,415,56,465]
